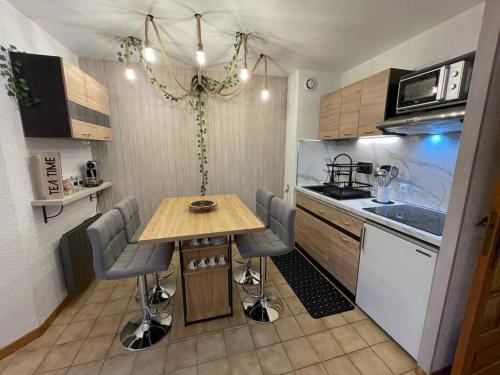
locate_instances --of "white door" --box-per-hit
[356,223,438,358]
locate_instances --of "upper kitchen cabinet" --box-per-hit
[318,68,411,140]
[358,68,411,137]
[318,90,341,139]
[338,82,362,139]
[10,52,112,142]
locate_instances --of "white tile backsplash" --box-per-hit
[297,133,460,212]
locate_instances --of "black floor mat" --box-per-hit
[271,249,354,318]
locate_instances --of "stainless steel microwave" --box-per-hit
[396,53,475,114]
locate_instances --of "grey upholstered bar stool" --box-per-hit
[87,209,173,350]
[233,188,274,286]
[236,197,296,323]
[115,197,176,304]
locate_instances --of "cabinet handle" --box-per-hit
[343,132,351,135]
[318,210,326,214]
[342,221,351,226]
[364,130,375,134]
[481,212,497,257]
[324,135,331,138]
[359,227,366,251]
[82,132,91,136]
[341,237,350,243]
[415,249,432,258]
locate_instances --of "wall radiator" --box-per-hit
[59,214,101,294]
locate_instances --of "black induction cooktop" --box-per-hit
[363,204,446,236]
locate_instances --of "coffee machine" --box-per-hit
[85,161,100,187]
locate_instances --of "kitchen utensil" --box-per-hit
[201,237,210,245]
[374,168,387,187]
[380,165,392,172]
[389,166,399,183]
[190,238,200,247]
[380,165,392,186]
[375,166,399,187]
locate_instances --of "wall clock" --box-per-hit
[304,77,318,91]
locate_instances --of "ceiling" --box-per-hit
[9,0,483,76]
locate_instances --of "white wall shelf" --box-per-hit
[32,182,112,223]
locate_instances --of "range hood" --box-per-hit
[377,105,466,135]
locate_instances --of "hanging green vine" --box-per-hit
[0,44,41,106]
[117,32,246,195]
[190,89,208,194]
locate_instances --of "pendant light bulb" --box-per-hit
[196,50,206,65]
[261,89,270,101]
[239,68,249,81]
[144,46,155,62]
[125,64,135,80]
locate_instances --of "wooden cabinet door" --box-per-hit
[296,208,332,266]
[71,120,112,141]
[330,207,363,237]
[63,60,90,109]
[62,60,111,116]
[295,207,360,293]
[330,229,360,295]
[358,70,389,137]
[318,90,341,139]
[296,193,333,222]
[339,82,362,139]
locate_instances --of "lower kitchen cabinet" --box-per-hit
[295,207,360,295]
[296,208,333,267]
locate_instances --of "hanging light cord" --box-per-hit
[264,54,268,90]
[216,54,264,97]
[195,13,203,83]
[141,14,269,97]
[145,15,151,46]
[147,16,192,93]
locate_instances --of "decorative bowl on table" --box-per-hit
[188,200,218,213]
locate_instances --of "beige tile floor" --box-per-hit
[0,251,417,375]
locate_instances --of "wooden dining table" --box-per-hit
[139,194,265,325]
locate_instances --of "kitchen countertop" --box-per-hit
[295,186,442,247]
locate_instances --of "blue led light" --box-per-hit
[430,134,443,144]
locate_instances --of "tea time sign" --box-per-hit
[40,152,63,199]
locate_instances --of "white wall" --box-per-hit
[283,69,340,203]
[0,0,95,348]
[341,3,485,85]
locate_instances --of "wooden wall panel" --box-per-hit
[79,59,287,222]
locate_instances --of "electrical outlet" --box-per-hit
[400,184,410,193]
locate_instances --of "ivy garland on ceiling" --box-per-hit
[117,14,270,195]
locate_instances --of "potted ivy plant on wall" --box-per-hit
[0,44,41,106]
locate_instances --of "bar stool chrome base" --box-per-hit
[121,274,172,351]
[136,274,177,305]
[120,314,171,351]
[233,262,260,286]
[243,294,283,323]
